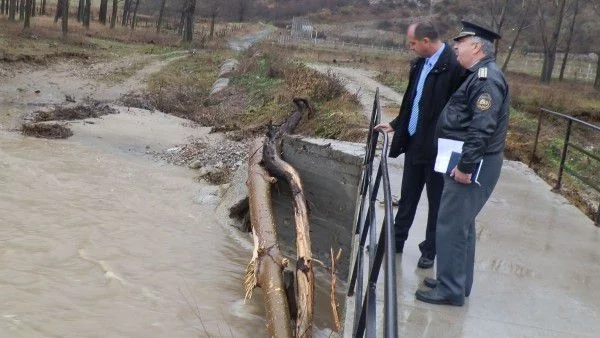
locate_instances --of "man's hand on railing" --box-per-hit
[374,123,393,133]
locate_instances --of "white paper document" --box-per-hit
[434,138,464,174]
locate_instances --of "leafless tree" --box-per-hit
[156,0,167,32]
[182,0,195,42]
[8,0,16,21]
[23,0,32,28]
[110,0,118,28]
[130,0,140,29]
[559,0,580,81]
[502,1,532,72]
[77,0,84,22]
[61,0,69,36]
[99,0,108,24]
[18,0,24,20]
[537,0,567,83]
[592,0,600,89]
[83,0,91,28]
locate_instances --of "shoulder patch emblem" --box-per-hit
[476,93,492,111]
[477,67,488,80]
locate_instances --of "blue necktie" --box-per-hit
[408,60,431,136]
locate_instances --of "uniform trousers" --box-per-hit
[435,153,503,300]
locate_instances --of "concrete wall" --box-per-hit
[271,135,364,281]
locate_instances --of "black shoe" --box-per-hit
[423,277,438,288]
[417,256,434,269]
[415,288,464,306]
[423,278,471,297]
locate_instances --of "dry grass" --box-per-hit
[230,42,367,142]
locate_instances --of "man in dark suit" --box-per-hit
[375,21,464,269]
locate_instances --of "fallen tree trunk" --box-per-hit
[245,138,293,338]
[262,98,314,337]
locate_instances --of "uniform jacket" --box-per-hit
[436,56,510,173]
[389,44,465,163]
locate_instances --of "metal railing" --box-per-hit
[531,108,600,226]
[347,89,398,337]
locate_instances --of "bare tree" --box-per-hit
[77,0,84,22]
[61,0,69,36]
[99,0,108,24]
[592,0,600,89]
[8,0,16,21]
[83,0,91,28]
[130,0,140,29]
[559,0,580,81]
[156,0,167,33]
[537,0,567,83]
[182,0,195,42]
[121,0,131,26]
[110,0,118,28]
[40,0,46,15]
[502,1,532,72]
[23,0,32,28]
[18,0,24,20]
[237,0,249,22]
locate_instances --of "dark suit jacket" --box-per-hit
[389,45,465,163]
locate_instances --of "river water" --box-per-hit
[0,106,271,337]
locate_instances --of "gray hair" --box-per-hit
[471,36,495,56]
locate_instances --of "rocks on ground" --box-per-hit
[152,136,249,185]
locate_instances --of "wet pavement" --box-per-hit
[345,154,600,337]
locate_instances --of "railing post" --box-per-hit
[554,119,572,192]
[530,111,543,167]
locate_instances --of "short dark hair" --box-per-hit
[413,22,440,41]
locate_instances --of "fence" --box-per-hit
[347,89,398,337]
[530,108,600,226]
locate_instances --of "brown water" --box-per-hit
[0,109,269,337]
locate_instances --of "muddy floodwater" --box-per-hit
[0,108,271,337]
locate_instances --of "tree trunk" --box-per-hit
[182,0,195,42]
[61,0,68,37]
[98,0,107,24]
[121,0,129,26]
[109,0,117,28]
[493,0,510,55]
[130,0,139,30]
[40,0,45,15]
[77,0,84,22]
[83,0,90,28]
[209,12,216,39]
[502,2,531,72]
[594,54,600,90]
[156,0,166,33]
[9,0,16,21]
[23,0,31,28]
[559,0,579,81]
[30,0,35,17]
[178,8,184,36]
[53,0,61,22]
[262,98,314,338]
[246,138,294,338]
[1,0,4,15]
[237,0,246,22]
[540,0,567,83]
[18,0,24,20]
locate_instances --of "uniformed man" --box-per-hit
[415,20,510,306]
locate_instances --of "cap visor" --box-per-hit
[453,31,475,41]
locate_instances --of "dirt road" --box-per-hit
[307,63,402,121]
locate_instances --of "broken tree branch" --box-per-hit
[262,98,315,338]
[246,138,293,338]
